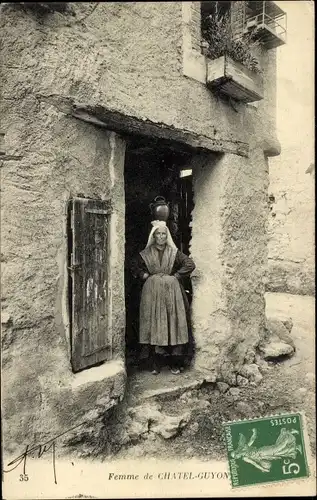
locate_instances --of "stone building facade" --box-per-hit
[267,1,314,296]
[1,1,281,454]
[268,150,315,296]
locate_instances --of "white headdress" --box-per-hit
[145,220,177,249]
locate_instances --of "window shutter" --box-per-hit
[70,197,112,372]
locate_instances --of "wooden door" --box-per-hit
[70,197,112,372]
[179,174,194,255]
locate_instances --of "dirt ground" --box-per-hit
[4,293,314,500]
[112,292,315,461]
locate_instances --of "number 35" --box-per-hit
[19,474,29,481]
[282,459,300,475]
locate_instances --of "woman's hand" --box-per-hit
[142,272,150,280]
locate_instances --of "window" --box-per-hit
[180,169,193,178]
[68,197,112,373]
[201,1,231,19]
[181,1,233,84]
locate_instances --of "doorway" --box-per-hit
[124,137,194,371]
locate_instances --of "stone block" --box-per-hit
[260,341,294,360]
[265,318,295,348]
[236,401,253,417]
[128,403,190,440]
[236,375,249,387]
[151,413,190,439]
[239,364,263,385]
[1,311,11,324]
[197,399,211,409]
[244,349,256,364]
[255,354,270,373]
[228,387,240,401]
[217,382,229,394]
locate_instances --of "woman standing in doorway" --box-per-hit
[131,220,195,375]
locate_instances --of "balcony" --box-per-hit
[243,1,287,49]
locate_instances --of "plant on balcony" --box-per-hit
[201,11,262,74]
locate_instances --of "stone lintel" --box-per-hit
[72,104,249,158]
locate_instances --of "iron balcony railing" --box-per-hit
[244,12,287,43]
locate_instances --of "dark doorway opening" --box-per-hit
[124,137,194,371]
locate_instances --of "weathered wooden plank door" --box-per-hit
[178,174,194,304]
[178,174,194,255]
[70,197,112,372]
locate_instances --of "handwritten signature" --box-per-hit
[3,421,87,484]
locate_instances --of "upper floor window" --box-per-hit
[201,1,262,74]
[201,0,231,19]
[181,1,286,97]
[201,1,286,58]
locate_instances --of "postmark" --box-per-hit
[223,412,310,488]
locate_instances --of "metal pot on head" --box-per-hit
[149,196,170,221]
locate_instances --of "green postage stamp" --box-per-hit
[223,412,310,488]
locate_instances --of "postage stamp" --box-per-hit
[223,412,310,488]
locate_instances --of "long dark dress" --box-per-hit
[131,245,195,362]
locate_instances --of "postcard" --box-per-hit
[1,1,315,498]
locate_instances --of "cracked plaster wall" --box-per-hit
[1,1,280,450]
[267,2,314,296]
[1,2,278,152]
[268,148,315,295]
[190,148,270,383]
[1,103,127,455]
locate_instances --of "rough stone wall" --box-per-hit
[268,149,315,296]
[1,2,277,152]
[1,1,280,451]
[191,147,269,383]
[267,1,314,296]
[1,96,126,454]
